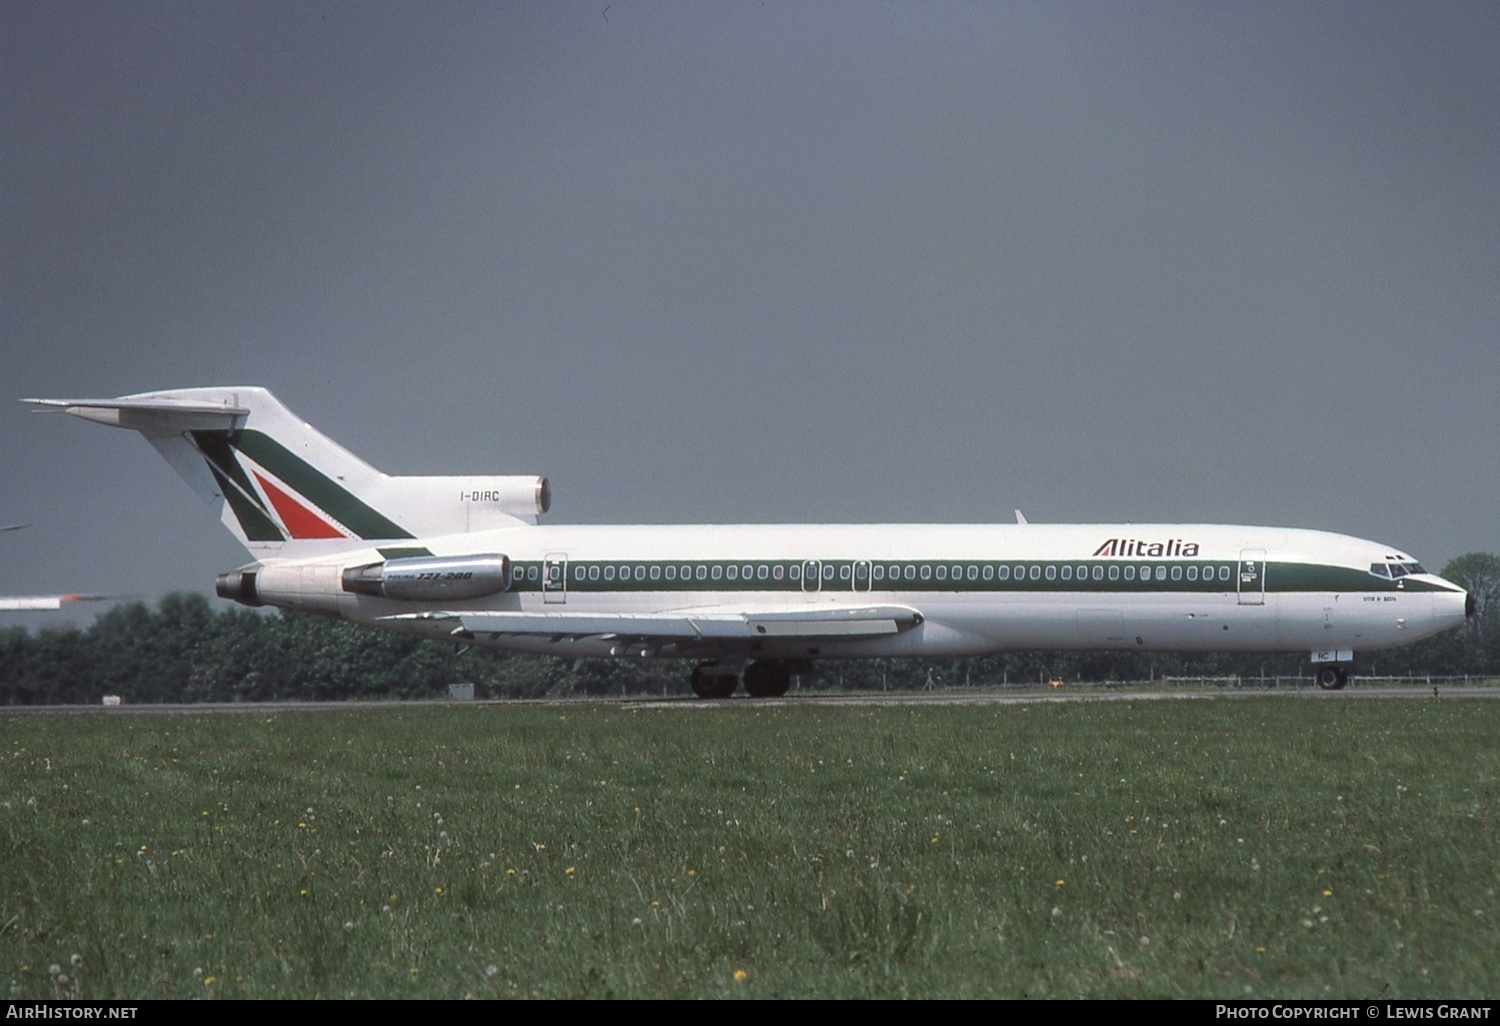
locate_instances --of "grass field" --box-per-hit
[2,695,1497,999]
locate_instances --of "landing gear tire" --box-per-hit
[1316,666,1348,691]
[690,664,737,699]
[742,659,792,698]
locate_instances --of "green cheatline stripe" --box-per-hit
[378,547,434,559]
[234,430,413,540]
[496,559,1460,595]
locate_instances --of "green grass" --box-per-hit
[2,697,1497,998]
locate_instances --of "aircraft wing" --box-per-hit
[383,605,923,643]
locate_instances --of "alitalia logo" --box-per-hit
[1093,538,1201,558]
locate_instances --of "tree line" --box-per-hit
[2,553,1495,705]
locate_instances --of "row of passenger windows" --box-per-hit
[536,562,1240,585]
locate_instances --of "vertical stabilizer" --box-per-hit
[25,388,547,558]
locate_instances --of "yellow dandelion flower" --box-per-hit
[565,866,576,875]
[299,888,308,896]
[1322,889,1333,897]
[1056,879,1065,886]
[687,869,697,877]
[202,976,216,987]
[733,969,748,982]
[434,886,444,894]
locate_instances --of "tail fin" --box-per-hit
[25,387,548,557]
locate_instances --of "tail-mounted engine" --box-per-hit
[217,553,513,611]
[340,554,512,602]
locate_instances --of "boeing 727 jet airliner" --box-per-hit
[26,388,1472,696]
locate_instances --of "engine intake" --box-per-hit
[342,554,511,602]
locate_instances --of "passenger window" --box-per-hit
[840,565,852,580]
[823,564,834,580]
[696,565,707,581]
[968,565,978,580]
[1155,566,1166,581]
[664,566,674,581]
[1061,566,1072,581]
[873,565,885,581]
[1186,566,1197,581]
[726,565,737,581]
[590,565,600,580]
[650,566,661,580]
[935,565,947,581]
[906,566,917,580]
[711,565,722,580]
[997,565,1010,581]
[1029,565,1041,580]
[920,565,931,580]
[1171,566,1181,581]
[790,565,801,580]
[982,565,993,580]
[1092,565,1103,581]
[1108,565,1119,581]
[1124,566,1136,581]
[1219,566,1231,581]
[604,566,615,581]
[773,565,784,580]
[1045,565,1056,581]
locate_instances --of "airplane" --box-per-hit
[25,387,1473,696]
[1,524,112,611]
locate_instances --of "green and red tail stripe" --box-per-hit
[189,429,413,542]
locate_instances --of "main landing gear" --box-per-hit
[1315,666,1349,691]
[690,659,797,699]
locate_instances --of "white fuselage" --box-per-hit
[260,522,1469,662]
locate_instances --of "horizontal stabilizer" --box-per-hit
[25,396,248,433]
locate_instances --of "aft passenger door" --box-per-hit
[543,553,568,604]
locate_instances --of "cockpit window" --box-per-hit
[1369,563,1390,578]
[1407,562,1426,575]
[1388,564,1409,579]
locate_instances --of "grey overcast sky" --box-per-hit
[3,1,1498,623]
